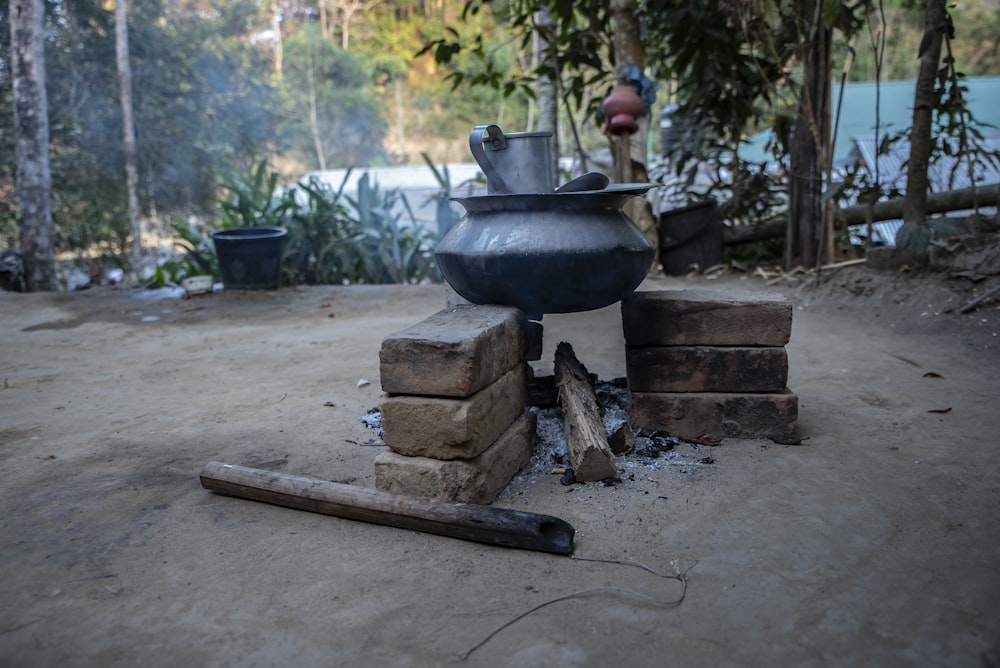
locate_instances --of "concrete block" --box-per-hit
[626,345,788,393]
[621,289,792,347]
[631,389,799,441]
[380,304,525,398]
[381,365,526,460]
[374,410,538,505]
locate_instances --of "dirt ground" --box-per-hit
[1,265,998,667]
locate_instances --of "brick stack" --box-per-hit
[621,289,799,442]
[374,304,536,504]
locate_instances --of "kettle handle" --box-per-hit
[469,125,509,194]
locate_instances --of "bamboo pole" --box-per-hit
[200,461,575,555]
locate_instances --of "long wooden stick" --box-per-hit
[959,282,1000,314]
[200,461,575,555]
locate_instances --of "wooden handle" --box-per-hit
[200,461,574,555]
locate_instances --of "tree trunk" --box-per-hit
[609,0,646,180]
[306,60,327,170]
[534,7,559,179]
[394,77,405,158]
[785,0,831,270]
[10,0,57,291]
[898,0,947,260]
[609,0,657,253]
[115,0,143,280]
[319,0,329,39]
[272,0,283,79]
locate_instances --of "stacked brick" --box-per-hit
[375,304,536,504]
[621,289,799,442]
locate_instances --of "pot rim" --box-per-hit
[211,226,287,240]
[450,185,655,212]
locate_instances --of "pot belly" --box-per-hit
[435,244,654,315]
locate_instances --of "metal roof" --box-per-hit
[738,76,1000,164]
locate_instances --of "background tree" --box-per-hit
[3,0,993,284]
[898,0,947,261]
[9,0,56,290]
[281,25,387,169]
[114,0,142,276]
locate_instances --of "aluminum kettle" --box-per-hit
[469,124,554,194]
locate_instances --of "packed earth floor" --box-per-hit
[1,268,998,667]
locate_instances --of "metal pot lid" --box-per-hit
[567,182,659,196]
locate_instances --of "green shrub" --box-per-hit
[156,157,443,286]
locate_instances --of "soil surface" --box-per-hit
[1,266,998,667]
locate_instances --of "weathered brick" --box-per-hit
[379,304,525,398]
[381,365,527,460]
[630,389,799,441]
[621,289,792,347]
[626,345,788,393]
[373,410,537,504]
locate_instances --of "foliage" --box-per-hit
[217,158,298,230]
[421,153,462,238]
[0,0,283,265]
[710,160,788,230]
[282,175,364,285]
[346,173,440,284]
[837,0,1000,81]
[417,0,614,123]
[157,158,441,286]
[154,216,218,286]
[927,15,1000,195]
[280,26,388,170]
[6,0,995,273]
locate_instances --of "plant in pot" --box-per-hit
[212,158,294,290]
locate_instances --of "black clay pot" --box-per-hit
[435,191,654,315]
[211,227,286,290]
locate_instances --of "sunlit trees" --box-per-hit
[280,25,386,169]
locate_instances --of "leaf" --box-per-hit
[821,0,841,28]
[918,27,935,59]
[922,372,943,378]
[927,407,952,414]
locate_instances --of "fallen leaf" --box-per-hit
[356,379,371,388]
[927,407,952,414]
[923,371,943,378]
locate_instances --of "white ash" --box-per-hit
[353,408,385,446]
[361,409,383,437]
[527,407,570,474]
[595,381,631,435]
[516,381,713,486]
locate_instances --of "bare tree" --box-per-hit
[784,0,832,270]
[609,0,656,251]
[114,0,143,279]
[10,0,57,290]
[534,6,558,177]
[272,0,284,79]
[328,0,379,50]
[897,0,947,261]
[305,56,327,170]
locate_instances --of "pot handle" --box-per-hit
[469,125,509,194]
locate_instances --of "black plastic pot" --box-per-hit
[211,227,286,290]
[658,199,723,276]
